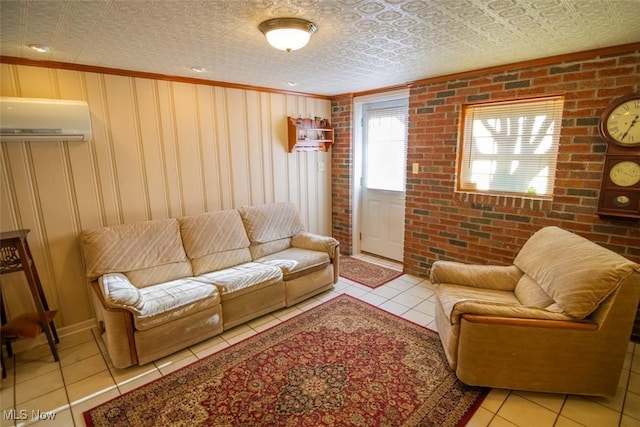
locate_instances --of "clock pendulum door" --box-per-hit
[597,156,640,219]
[596,93,640,219]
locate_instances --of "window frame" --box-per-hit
[457,95,564,199]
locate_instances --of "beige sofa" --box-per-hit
[80,202,339,368]
[431,226,640,397]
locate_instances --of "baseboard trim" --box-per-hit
[7,318,96,355]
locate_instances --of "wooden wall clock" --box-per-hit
[597,93,640,220]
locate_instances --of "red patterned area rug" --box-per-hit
[84,295,487,427]
[340,255,404,288]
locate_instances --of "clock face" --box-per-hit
[609,160,640,187]
[600,94,640,147]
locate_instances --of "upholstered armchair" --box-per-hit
[431,226,640,396]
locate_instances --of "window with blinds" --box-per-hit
[458,96,564,197]
[363,99,408,192]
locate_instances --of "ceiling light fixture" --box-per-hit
[258,18,317,52]
[28,44,50,53]
[191,66,205,73]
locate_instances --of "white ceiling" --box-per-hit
[1,0,640,97]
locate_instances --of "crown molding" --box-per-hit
[0,56,332,100]
[3,42,638,102]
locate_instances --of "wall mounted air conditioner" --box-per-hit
[0,97,92,142]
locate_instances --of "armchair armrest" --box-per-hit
[443,298,574,325]
[462,314,598,330]
[430,261,522,291]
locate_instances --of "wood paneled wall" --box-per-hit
[0,64,332,330]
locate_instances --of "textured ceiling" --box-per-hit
[1,0,640,96]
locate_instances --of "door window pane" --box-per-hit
[364,101,408,192]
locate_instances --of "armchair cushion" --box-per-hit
[437,284,573,325]
[514,274,555,309]
[514,226,640,318]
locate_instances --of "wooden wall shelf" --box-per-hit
[287,116,334,152]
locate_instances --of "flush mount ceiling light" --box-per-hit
[28,44,50,53]
[258,18,317,52]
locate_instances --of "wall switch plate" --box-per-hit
[412,163,419,174]
[318,161,325,172]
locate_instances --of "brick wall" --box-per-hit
[331,94,354,254]
[404,50,639,273]
[331,48,640,341]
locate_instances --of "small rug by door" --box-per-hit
[84,295,487,427]
[340,255,404,288]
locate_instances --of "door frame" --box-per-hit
[352,89,410,258]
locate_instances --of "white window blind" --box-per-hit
[364,100,408,192]
[459,96,564,197]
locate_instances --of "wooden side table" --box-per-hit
[0,229,59,362]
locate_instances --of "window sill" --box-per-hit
[455,190,553,211]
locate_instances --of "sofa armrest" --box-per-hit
[290,232,340,283]
[291,232,339,258]
[430,261,522,291]
[462,314,598,330]
[98,273,144,314]
[90,281,139,368]
[332,243,340,283]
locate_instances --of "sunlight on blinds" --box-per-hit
[365,104,408,192]
[459,96,564,197]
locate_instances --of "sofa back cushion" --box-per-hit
[239,202,305,259]
[81,218,192,288]
[513,226,640,318]
[179,210,252,275]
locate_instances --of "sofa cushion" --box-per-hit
[257,247,331,281]
[98,273,220,330]
[81,218,192,287]
[239,202,305,244]
[195,262,283,300]
[248,238,292,260]
[179,210,252,275]
[514,226,640,318]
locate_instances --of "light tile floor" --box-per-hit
[1,253,639,427]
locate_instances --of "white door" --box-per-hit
[360,98,408,261]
